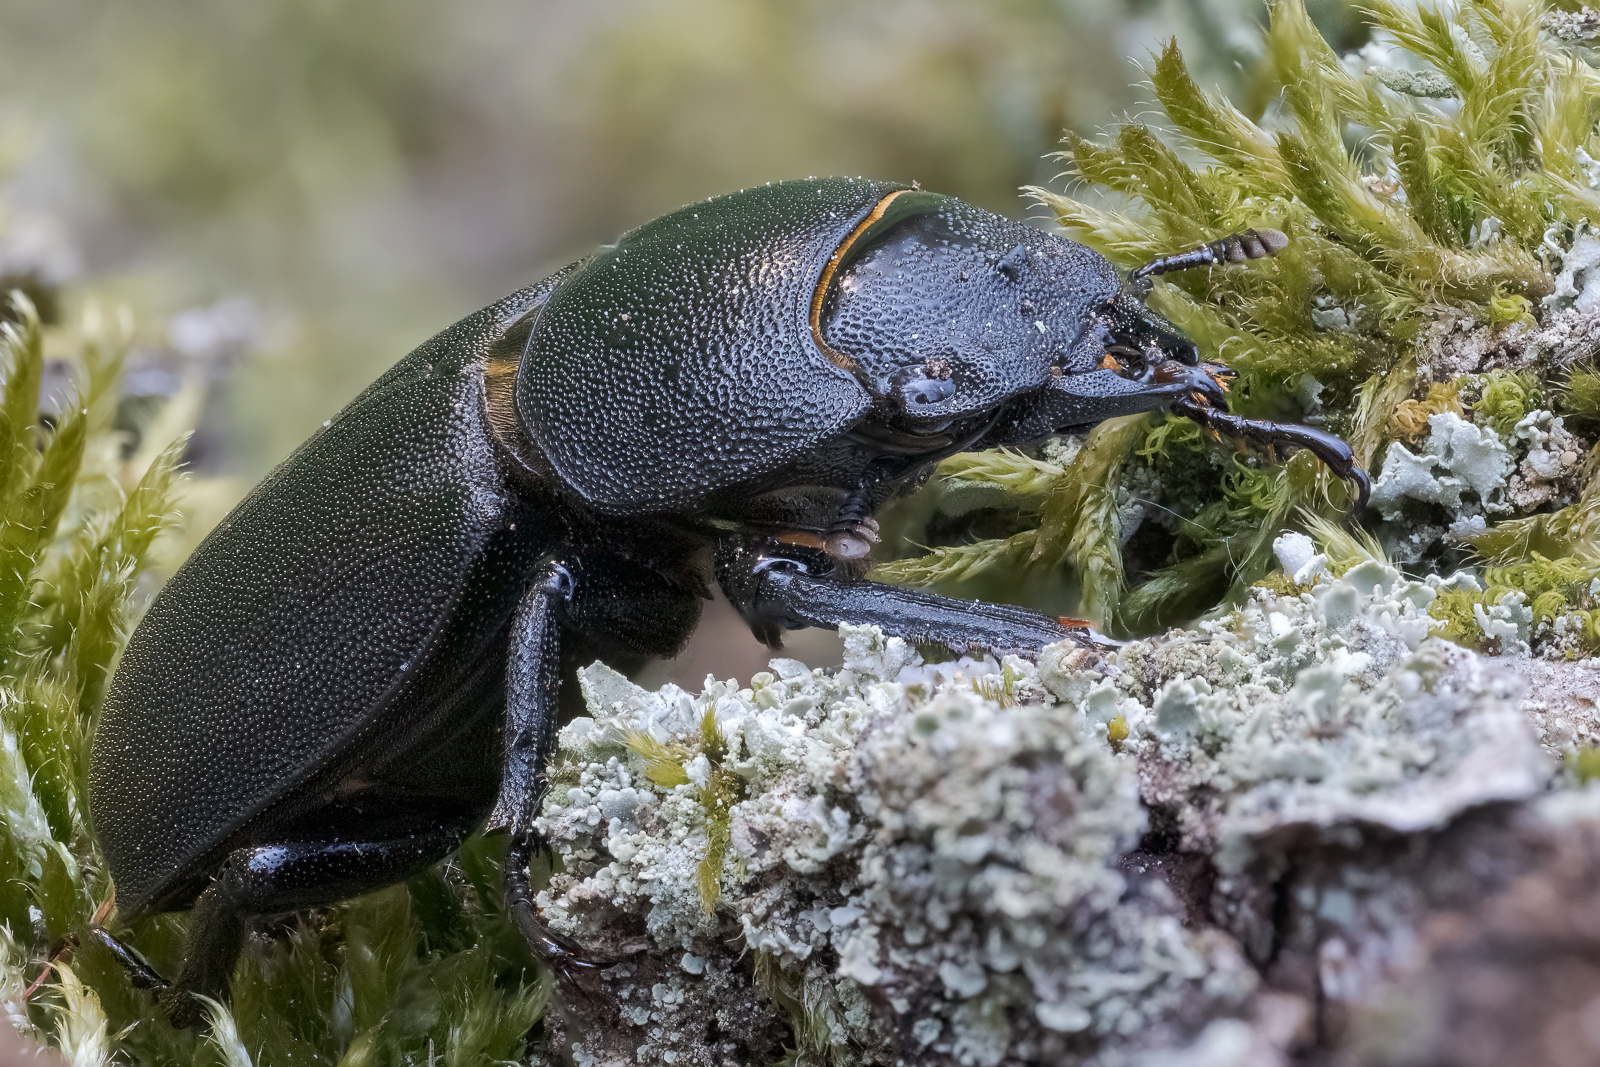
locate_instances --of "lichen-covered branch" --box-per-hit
[527,558,1596,1065]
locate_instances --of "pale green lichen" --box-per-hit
[534,626,1254,1066]
[529,556,1567,1065]
[1370,410,1513,537]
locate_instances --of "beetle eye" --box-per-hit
[904,378,956,405]
[890,365,957,406]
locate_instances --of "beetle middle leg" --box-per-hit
[487,559,609,980]
[716,535,1096,655]
[491,550,703,978]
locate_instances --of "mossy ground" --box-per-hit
[878,0,1600,656]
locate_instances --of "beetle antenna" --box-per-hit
[1132,228,1289,288]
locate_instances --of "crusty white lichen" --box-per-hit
[534,628,1249,1066]
[1043,561,1549,912]
[1505,409,1586,512]
[1367,401,1587,560]
[531,558,1559,1066]
[1370,411,1512,542]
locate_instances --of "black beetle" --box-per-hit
[88,177,1367,1025]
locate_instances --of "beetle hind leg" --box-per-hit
[154,825,472,1028]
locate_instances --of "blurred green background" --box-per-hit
[0,0,1356,680]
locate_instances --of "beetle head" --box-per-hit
[818,195,1125,437]
[818,194,1228,440]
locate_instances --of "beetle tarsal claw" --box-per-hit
[505,833,619,978]
[1171,395,1372,512]
[1203,362,1236,393]
[86,927,169,992]
[825,517,881,561]
[519,916,616,979]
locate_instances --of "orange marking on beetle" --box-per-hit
[483,353,522,437]
[810,189,916,372]
[776,530,828,550]
[1098,353,1124,373]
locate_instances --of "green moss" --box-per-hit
[622,708,745,912]
[971,663,1024,708]
[1424,561,1598,653]
[1302,510,1389,576]
[1389,381,1466,441]
[1437,444,1600,652]
[1560,363,1600,433]
[695,710,745,913]
[881,0,1600,635]
[1428,587,1493,649]
[874,416,1146,626]
[620,728,693,789]
[1252,573,1311,598]
[0,295,548,1065]
[1118,447,1345,634]
[752,950,853,1067]
[1468,370,1544,436]
[1569,746,1600,784]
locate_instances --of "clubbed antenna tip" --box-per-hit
[1132,228,1289,284]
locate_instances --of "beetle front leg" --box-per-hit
[996,360,1232,443]
[1172,395,1372,511]
[489,559,608,979]
[716,536,1096,656]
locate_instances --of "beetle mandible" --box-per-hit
[88,177,1368,1026]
